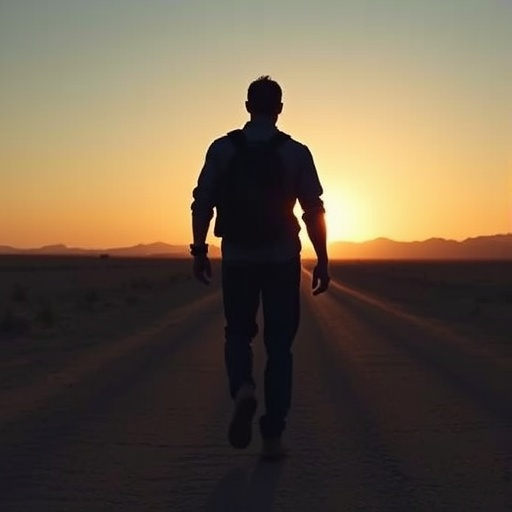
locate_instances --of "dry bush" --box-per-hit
[129,277,153,291]
[500,289,512,303]
[165,272,192,286]
[1,309,31,335]
[34,301,56,328]
[124,294,141,305]
[82,289,101,312]
[10,283,29,303]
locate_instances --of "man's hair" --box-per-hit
[247,76,282,115]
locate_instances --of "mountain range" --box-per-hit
[0,242,213,258]
[327,234,512,260]
[1,234,511,259]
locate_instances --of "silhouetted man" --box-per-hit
[190,76,329,460]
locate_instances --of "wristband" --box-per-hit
[190,243,208,256]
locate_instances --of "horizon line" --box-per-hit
[1,232,511,252]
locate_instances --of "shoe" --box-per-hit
[260,437,288,461]
[228,384,257,449]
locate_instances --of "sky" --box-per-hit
[1,0,511,249]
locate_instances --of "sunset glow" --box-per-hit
[321,189,365,243]
[1,1,511,249]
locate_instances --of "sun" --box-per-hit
[323,190,366,243]
[295,188,369,245]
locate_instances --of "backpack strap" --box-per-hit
[227,129,247,148]
[268,131,291,149]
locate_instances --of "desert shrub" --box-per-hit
[78,289,100,313]
[124,294,140,305]
[10,283,29,303]
[167,275,179,284]
[1,309,30,335]
[500,290,512,304]
[85,290,99,305]
[475,294,491,304]
[166,272,191,285]
[35,302,56,328]
[130,277,152,291]
[469,300,481,317]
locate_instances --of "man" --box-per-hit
[190,76,329,460]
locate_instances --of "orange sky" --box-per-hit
[1,1,511,249]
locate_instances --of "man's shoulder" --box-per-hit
[204,133,238,162]
[283,134,309,151]
[279,133,314,162]
[209,133,234,150]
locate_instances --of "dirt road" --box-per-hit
[0,271,510,511]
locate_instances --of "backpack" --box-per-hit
[213,129,295,248]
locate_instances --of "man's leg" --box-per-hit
[222,261,261,449]
[221,261,260,398]
[260,257,301,442]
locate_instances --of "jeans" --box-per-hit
[222,257,301,439]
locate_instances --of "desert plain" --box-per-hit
[0,255,511,511]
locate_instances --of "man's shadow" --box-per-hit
[203,458,284,512]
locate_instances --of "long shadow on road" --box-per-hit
[203,459,284,512]
[323,279,511,425]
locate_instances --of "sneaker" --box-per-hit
[260,437,288,461]
[228,384,257,449]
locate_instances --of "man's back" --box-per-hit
[191,118,325,263]
[213,129,293,248]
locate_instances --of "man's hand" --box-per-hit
[312,260,330,295]
[193,254,212,285]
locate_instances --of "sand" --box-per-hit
[0,257,510,511]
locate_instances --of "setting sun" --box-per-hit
[295,186,368,249]
[322,189,368,243]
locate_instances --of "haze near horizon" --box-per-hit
[1,0,511,249]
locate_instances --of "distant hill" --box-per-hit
[328,234,512,260]
[1,234,511,259]
[0,242,221,258]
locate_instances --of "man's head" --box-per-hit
[246,76,283,120]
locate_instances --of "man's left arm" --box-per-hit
[297,145,330,295]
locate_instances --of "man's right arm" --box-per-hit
[191,140,225,241]
[190,141,221,284]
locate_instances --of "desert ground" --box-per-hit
[0,256,511,511]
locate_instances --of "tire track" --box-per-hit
[303,273,511,511]
[0,290,222,423]
[319,272,512,424]
[0,290,231,510]
[277,280,426,511]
